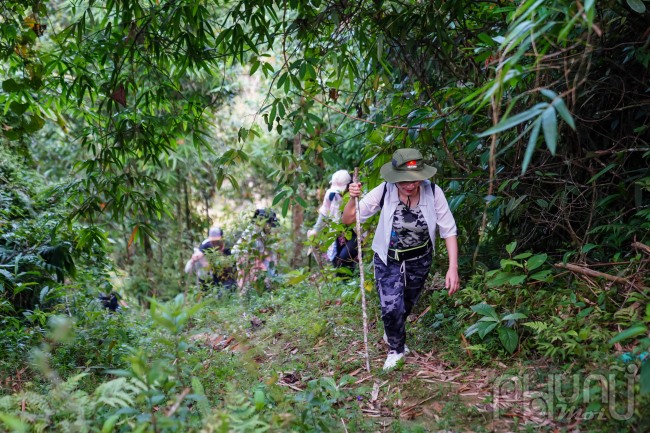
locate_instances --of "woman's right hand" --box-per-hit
[348,182,362,198]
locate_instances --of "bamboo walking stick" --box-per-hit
[353,168,371,372]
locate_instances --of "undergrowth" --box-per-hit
[2,266,648,432]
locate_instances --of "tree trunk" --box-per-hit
[183,178,191,232]
[292,134,304,266]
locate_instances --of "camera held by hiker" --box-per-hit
[341,148,460,371]
[307,169,357,273]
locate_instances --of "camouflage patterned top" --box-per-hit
[390,202,431,250]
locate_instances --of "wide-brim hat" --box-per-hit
[380,148,437,183]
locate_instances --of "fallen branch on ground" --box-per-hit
[553,262,630,285]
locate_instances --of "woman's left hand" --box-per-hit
[446,268,460,296]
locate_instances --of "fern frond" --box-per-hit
[94,378,141,409]
[522,321,549,332]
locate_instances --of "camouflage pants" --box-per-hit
[373,250,433,353]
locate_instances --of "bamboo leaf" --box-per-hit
[626,0,646,13]
[609,324,647,345]
[478,103,547,137]
[541,106,557,155]
[521,118,541,174]
[587,163,618,184]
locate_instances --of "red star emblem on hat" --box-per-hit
[406,160,418,168]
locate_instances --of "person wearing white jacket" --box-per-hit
[307,170,357,270]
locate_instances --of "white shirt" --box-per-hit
[357,180,457,265]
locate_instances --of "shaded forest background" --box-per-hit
[1,0,649,431]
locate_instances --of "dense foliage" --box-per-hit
[1,0,649,431]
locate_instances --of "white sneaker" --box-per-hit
[383,350,404,371]
[383,332,410,355]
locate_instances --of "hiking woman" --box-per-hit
[341,148,460,370]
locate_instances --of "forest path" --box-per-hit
[191,296,554,432]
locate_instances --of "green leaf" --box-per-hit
[506,241,517,255]
[529,270,552,281]
[521,118,541,174]
[487,271,515,287]
[2,79,23,92]
[513,252,533,260]
[587,163,618,184]
[478,103,547,137]
[526,253,547,271]
[626,0,646,13]
[281,197,290,217]
[101,414,120,433]
[478,322,498,339]
[577,307,594,318]
[9,102,29,115]
[24,114,45,133]
[501,259,523,269]
[498,327,519,354]
[471,303,498,320]
[501,312,528,321]
[508,275,527,285]
[254,389,266,411]
[249,59,261,75]
[581,243,598,254]
[557,13,580,43]
[541,106,557,155]
[608,324,647,345]
[464,323,481,337]
[272,189,290,206]
[465,321,497,338]
[641,362,650,395]
[294,195,308,208]
[550,95,576,130]
[477,33,496,46]
[523,321,548,332]
[0,414,27,433]
[287,272,309,285]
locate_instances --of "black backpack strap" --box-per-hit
[379,182,388,209]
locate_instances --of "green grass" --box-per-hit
[3,274,648,432]
[180,280,521,432]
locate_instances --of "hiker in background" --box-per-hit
[232,209,279,291]
[98,292,123,312]
[341,148,460,371]
[185,227,235,289]
[184,247,211,286]
[199,227,228,255]
[307,169,357,272]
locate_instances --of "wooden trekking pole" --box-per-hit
[353,168,371,372]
